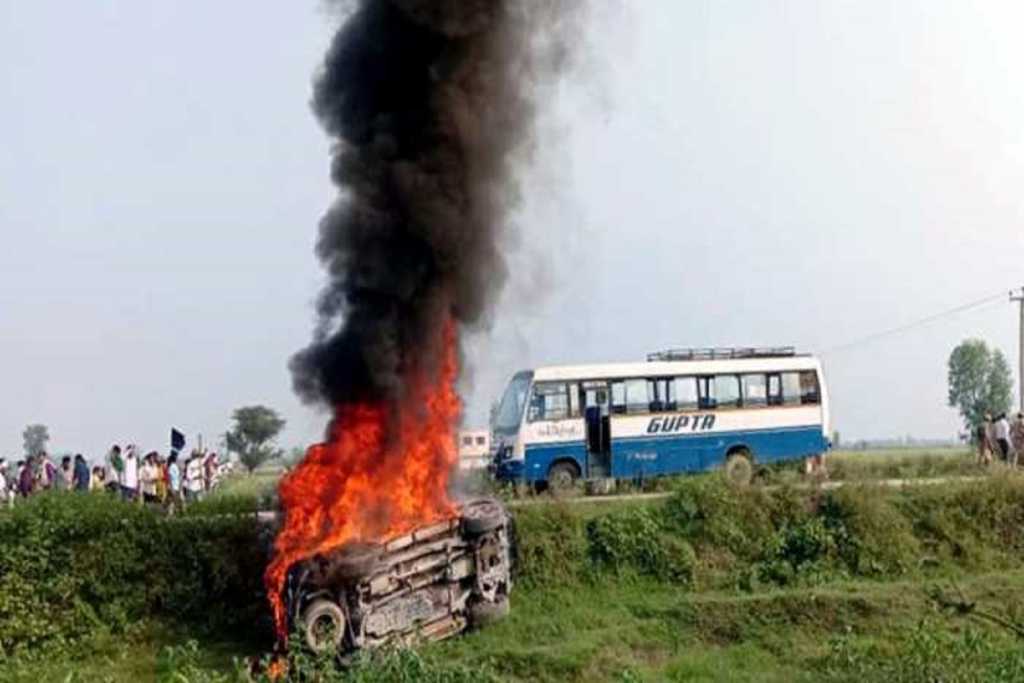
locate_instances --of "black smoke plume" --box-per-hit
[291,0,579,408]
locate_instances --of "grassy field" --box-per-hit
[211,447,985,508]
[6,473,1024,682]
[10,572,1023,682]
[825,446,979,482]
[212,469,281,502]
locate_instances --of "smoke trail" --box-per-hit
[290,0,580,409]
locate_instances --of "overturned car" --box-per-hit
[284,497,513,655]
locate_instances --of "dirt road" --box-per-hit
[504,474,986,508]
[253,474,987,523]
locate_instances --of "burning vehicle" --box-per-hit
[284,498,512,655]
[265,0,579,659]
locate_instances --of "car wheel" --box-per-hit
[462,497,507,536]
[469,597,510,628]
[724,449,754,486]
[302,599,347,653]
[547,462,579,496]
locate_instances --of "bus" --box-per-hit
[490,347,831,490]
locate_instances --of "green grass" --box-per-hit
[214,470,281,500]
[8,475,1024,682]
[0,622,250,683]
[11,572,1023,682]
[826,447,980,483]
[200,447,985,514]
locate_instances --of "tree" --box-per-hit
[947,339,1013,435]
[225,406,286,473]
[987,349,1014,416]
[22,424,50,458]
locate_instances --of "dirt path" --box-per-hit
[252,475,989,522]
[504,474,986,508]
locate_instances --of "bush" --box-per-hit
[512,504,588,588]
[0,493,269,655]
[658,476,1024,589]
[586,506,695,584]
[183,493,262,517]
[820,486,919,577]
[663,477,775,563]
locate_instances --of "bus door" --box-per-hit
[581,381,611,478]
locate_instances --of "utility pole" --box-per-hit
[1013,287,1024,412]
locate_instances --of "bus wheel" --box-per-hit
[547,462,579,496]
[724,449,754,486]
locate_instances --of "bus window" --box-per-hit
[672,377,699,411]
[781,372,802,406]
[610,379,649,415]
[714,375,741,409]
[649,378,669,412]
[528,382,570,422]
[625,379,648,414]
[767,373,783,406]
[494,373,531,433]
[568,382,581,417]
[799,371,821,404]
[610,381,626,414]
[582,381,609,409]
[698,376,715,409]
[741,374,767,407]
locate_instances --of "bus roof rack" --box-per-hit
[646,347,798,362]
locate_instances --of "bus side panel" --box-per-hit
[611,425,828,476]
[609,434,704,478]
[523,441,588,483]
[702,425,829,470]
[740,427,830,464]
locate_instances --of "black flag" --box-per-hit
[170,428,186,453]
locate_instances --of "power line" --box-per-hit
[822,290,1008,355]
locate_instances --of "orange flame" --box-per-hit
[265,658,288,680]
[264,320,461,639]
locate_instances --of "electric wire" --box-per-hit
[822,290,1008,355]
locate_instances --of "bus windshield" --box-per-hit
[493,373,532,434]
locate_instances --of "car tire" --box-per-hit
[302,599,347,653]
[469,597,510,628]
[462,497,506,536]
[547,462,579,496]
[724,449,754,486]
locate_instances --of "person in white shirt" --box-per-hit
[139,452,160,504]
[122,445,140,501]
[0,459,8,507]
[166,453,183,513]
[185,453,205,503]
[994,414,1012,463]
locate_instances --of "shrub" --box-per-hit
[758,516,837,586]
[660,476,1003,589]
[586,506,695,584]
[820,486,919,577]
[663,477,774,562]
[183,493,262,517]
[0,493,269,655]
[512,504,588,587]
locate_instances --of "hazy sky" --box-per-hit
[2,1,1023,459]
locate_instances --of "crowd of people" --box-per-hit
[0,444,227,510]
[976,412,1024,466]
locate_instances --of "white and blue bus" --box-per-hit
[491,347,831,490]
